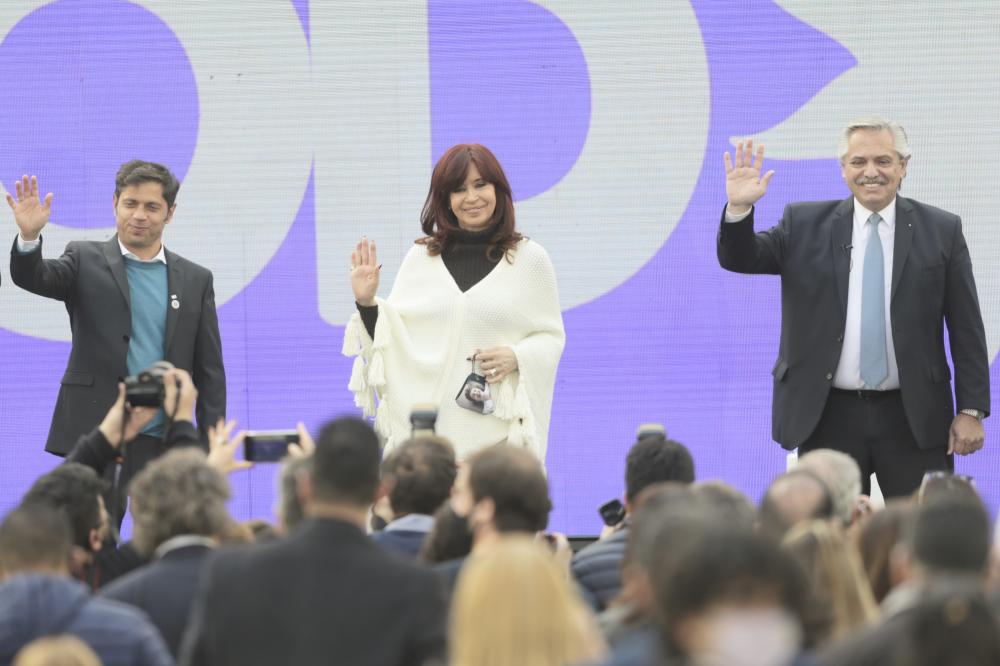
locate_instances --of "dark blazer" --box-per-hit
[179,518,447,666]
[718,197,990,451]
[101,544,213,658]
[9,234,225,454]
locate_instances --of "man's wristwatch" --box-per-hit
[960,408,985,421]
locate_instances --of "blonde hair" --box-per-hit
[782,520,878,643]
[13,636,101,666]
[450,536,600,666]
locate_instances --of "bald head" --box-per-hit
[758,470,834,539]
[797,449,861,525]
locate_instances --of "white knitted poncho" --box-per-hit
[343,238,565,462]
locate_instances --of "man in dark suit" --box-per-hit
[8,162,225,497]
[718,117,990,497]
[179,417,446,666]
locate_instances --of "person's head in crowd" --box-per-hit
[690,480,756,528]
[0,504,73,580]
[127,448,232,557]
[243,519,280,543]
[276,454,312,533]
[298,416,382,526]
[654,527,816,665]
[419,503,474,564]
[450,536,605,666]
[624,434,695,512]
[796,448,862,527]
[902,586,1000,666]
[381,435,457,519]
[857,500,915,603]
[903,498,991,581]
[917,471,980,506]
[615,485,710,623]
[757,469,835,540]
[782,520,878,644]
[451,445,551,549]
[20,464,108,572]
[12,635,101,666]
[216,517,255,545]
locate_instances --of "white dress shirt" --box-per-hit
[724,200,899,390]
[833,200,899,390]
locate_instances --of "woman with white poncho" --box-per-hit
[343,144,565,462]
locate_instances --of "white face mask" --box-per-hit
[689,607,801,666]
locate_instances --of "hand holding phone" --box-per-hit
[244,430,300,463]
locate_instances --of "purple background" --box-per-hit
[1,0,997,535]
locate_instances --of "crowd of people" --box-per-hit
[0,368,998,666]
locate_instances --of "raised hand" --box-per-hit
[724,139,774,213]
[287,422,315,458]
[207,417,253,475]
[162,367,198,422]
[350,236,380,306]
[5,175,53,241]
[98,383,158,449]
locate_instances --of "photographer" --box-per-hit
[66,366,202,479]
[571,434,695,611]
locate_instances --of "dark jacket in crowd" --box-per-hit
[370,529,428,559]
[65,420,201,475]
[179,517,447,666]
[0,574,172,666]
[102,542,213,658]
[571,526,630,611]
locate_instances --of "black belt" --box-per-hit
[831,388,900,400]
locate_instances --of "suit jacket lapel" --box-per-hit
[103,236,130,310]
[891,198,914,302]
[831,197,853,317]
[164,249,182,354]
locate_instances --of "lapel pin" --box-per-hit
[171,294,180,310]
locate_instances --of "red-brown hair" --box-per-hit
[418,144,522,260]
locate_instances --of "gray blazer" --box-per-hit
[717,196,990,451]
[10,234,225,454]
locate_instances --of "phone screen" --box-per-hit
[244,431,299,463]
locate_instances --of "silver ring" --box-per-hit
[489,368,496,376]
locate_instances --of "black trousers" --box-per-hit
[102,433,164,529]
[799,389,952,499]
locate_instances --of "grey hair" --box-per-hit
[277,454,313,533]
[128,449,232,557]
[796,449,862,526]
[837,116,911,162]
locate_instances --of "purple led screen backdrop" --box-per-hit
[2,1,999,534]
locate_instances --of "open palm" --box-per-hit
[5,174,53,240]
[350,236,380,306]
[724,139,774,209]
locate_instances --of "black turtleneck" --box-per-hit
[356,223,502,338]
